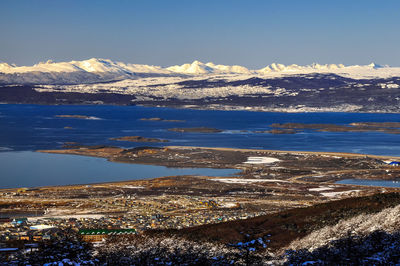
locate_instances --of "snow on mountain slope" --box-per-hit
[0,61,82,73]
[117,62,171,74]
[287,204,400,252]
[258,63,346,74]
[256,62,400,79]
[0,58,175,84]
[0,58,171,74]
[1,58,400,85]
[167,60,213,74]
[205,62,251,74]
[165,60,400,78]
[167,60,251,74]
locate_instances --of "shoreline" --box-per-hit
[2,102,400,114]
[38,145,400,161]
[165,146,400,160]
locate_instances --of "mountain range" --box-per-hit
[1,58,400,113]
[1,58,400,85]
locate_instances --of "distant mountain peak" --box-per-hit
[368,62,384,69]
[167,60,251,74]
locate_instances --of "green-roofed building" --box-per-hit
[79,229,136,242]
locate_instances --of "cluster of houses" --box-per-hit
[0,218,64,242]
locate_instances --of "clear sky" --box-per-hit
[1,0,399,68]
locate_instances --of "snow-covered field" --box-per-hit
[308,186,334,192]
[244,156,281,164]
[35,79,283,100]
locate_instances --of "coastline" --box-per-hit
[38,145,400,162]
[166,146,400,160]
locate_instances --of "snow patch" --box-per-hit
[211,178,288,184]
[321,190,360,197]
[308,186,334,192]
[122,185,145,189]
[244,156,280,164]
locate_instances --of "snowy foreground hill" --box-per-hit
[8,203,400,264]
[1,58,400,112]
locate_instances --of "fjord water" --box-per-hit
[1,104,400,155]
[1,104,400,188]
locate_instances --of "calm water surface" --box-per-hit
[337,179,400,188]
[0,151,239,188]
[1,104,400,155]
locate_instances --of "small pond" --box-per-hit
[337,178,400,188]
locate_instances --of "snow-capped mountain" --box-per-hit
[1,58,400,85]
[258,63,346,74]
[0,58,174,85]
[256,62,393,78]
[0,58,171,74]
[167,60,251,74]
[2,58,400,113]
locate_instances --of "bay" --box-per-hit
[0,151,239,188]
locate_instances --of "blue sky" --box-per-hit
[1,0,399,68]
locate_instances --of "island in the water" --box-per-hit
[268,122,400,134]
[110,136,169,143]
[140,117,186,123]
[55,114,101,120]
[168,127,223,133]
